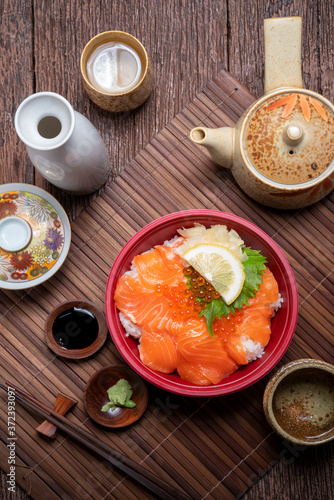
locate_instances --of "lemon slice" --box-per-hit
[182,243,245,305]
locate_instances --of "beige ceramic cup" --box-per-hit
[263,359,334,446]
[80,31,154,112]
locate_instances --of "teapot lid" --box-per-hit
[243,91,334,184]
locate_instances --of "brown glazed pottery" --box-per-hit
[45,299,108,359]
[190,17,334,209]
[80,31,154,112]
[84,365,149,428]
[263,359,334,445]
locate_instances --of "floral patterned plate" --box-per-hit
[0,183,71,290]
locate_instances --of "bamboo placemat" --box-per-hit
[0,70,333,500]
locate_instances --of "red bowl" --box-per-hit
[105,210,299,397]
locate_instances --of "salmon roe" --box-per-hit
[156,266,224,320]
[196,276,205,286]
[155,279,206,319]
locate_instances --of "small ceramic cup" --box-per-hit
[263,359,334,445]
[80,31,154,112]
[0,216,32,252]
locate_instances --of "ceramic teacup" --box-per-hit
[80,31,154,112]
[263,359,334,445]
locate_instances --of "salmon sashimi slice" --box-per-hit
[134,245,185,290]
[176,318,238,383]
[214,316,248,364]
[167,316,208,337]
[247,267,279,306]
[139,328,178,374]
[114,274,171,331]
[177,360,216,386]
[224,334,248,365]
[235,307,273,346]
[177,355,237,385]
[234,267,279,346]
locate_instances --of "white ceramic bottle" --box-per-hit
[14,92,110,195]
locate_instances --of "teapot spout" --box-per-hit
[190,127,234,169]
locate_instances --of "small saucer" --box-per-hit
[0,183,71,289]
[263,359,334,445]
[45,299,108,359]
[84,366,149,428]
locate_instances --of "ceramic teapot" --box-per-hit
[190,17,334,209]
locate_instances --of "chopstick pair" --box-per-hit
[1,383,190,500]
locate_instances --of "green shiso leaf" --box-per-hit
[199,247,267,337]
[199,298,222,337]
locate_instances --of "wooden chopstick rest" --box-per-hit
[36,393,77,439]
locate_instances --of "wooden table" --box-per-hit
[0,1,333,499]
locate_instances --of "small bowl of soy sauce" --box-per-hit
[45,299,108,359]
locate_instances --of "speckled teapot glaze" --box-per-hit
[190,17,334,209]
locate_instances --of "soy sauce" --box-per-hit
[52,307,99,350]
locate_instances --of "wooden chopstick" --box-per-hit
[1,383,190,500]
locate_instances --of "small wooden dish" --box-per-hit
[45,299,108,359]
[84,366,149,428]
[263,359,334,446]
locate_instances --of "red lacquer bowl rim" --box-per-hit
[105,210,299,397]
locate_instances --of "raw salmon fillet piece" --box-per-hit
[169,317,238,384]
[140,328,178,374]
[114,273,172,332]
[236,308,273,346]
[235,267,279,346]
[134,245,186,290]
[224,334,248,365]
[247,267,279,307]
[177,360,217,386]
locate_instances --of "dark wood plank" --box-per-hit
[0,1,34,186]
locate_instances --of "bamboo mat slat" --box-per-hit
[0,69,333,500]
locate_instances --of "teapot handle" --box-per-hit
[264,17,303,94]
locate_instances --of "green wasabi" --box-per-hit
[101,379,136,412]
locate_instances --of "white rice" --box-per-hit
[163,235,179,247]
[119,312,142,339]
[125,261,139,278]
[240,336,265,363]
[269,293,284,312]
